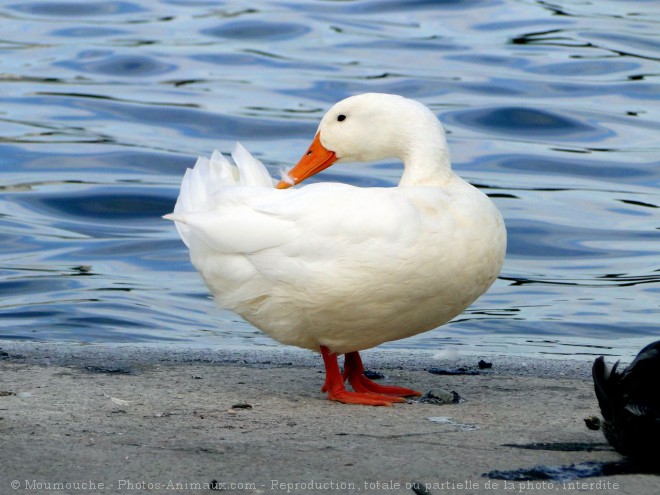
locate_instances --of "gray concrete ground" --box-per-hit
[0,342,658,494]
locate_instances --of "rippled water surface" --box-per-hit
[1,0,658,360]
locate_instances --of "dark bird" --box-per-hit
[592,340,660,465]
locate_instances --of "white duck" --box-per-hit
[165,93,506,406]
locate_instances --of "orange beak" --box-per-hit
[276,132,337,189]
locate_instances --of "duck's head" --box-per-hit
[276,93,447,189]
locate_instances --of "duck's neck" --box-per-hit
[398,129,455,188]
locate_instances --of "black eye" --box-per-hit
[337,114,346,122]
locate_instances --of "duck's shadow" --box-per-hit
[483,442,659,481]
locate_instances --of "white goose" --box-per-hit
[165,93,506,406]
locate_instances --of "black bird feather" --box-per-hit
[592,340,660,465]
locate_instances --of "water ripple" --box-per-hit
[0,0,657,359]
[7,1,145,17]
[446,107,608,141]
[202,20,311,41]
[58,54,177,77]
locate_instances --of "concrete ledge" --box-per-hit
[0,342,654,494]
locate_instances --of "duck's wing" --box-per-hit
[172,182,422,264]
[165,146,425,307]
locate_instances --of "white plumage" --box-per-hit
[165,93,506,405]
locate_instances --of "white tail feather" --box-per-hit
[232,143,274,187]
[165,143,275,247]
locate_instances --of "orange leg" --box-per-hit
[343,351,422,398]
[320,346,402,406]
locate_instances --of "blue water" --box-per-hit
[1,0,658,360]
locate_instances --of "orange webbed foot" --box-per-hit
[321,346,402,406]
[344,351,422,398]
[320,346,420,406]
[350,373,422,398]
